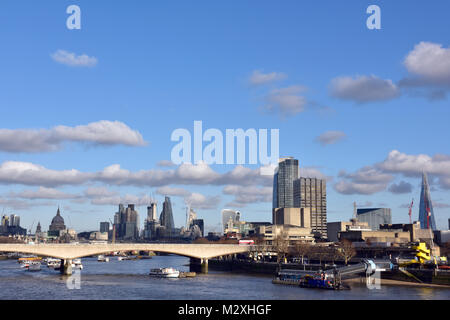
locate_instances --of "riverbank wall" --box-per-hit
[209,259,450,286]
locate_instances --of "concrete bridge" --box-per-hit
[0,243,252,274]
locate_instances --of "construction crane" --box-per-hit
[29,220,36,236]
[408,199,414,224]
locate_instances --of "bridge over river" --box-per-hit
[0,243,252,274]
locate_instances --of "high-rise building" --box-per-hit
[221,209,241,234]
[9,215,20,227]
[294,177,327,238]
[356,208,392,231]
[418,172,437,230]
[160,197,175,230]
[100,222,110,233]
[113,204,139,241]
[273,157,299,209]
[147,202,158,221]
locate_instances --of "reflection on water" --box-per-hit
[0,256,449,300]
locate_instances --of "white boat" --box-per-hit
[97,255,110,262]
[149,267,180,278]
[27,261,41,272]
[46,258,61,269]
[72,258,83,269]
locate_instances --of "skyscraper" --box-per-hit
[160,197,175,230]
[418,172,437,230]
[113,204,139,240]
[272,157,299,209]
[221,209,241,234]
[294,177,327,238]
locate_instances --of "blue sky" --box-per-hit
[0,1,449,232]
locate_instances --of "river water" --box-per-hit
[0,255,448,300]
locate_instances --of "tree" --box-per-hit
[338,239,356,265]
[291,242,311,265]
[272,231,289,265]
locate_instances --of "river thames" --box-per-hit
[0,255,448,300]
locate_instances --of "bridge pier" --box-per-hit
[60,259,73,275]
[189,258,209,274]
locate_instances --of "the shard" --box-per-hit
[418,172,437,230]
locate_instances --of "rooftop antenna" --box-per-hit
[353,202,357,220]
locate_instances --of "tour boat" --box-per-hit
[97,255,110,262]
[27,261,41,272]
[72,258,83,269]
[149,267,180,278]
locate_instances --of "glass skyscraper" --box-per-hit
[272,157,299,209]
[160,196,175,230]
[418,172,437,230]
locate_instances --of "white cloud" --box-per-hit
[330,75,400,103]
[334,166,394,195]
[376,150,450,189]
[9,187,78,200]
[315,131,346,146]
[156,186,191,197]
[51,50,98,67]
[249,70,287,85]
[388,181,413,194]
[223,185,272,207]
[403,42,450,85]
[0,121,146,153]
[0,161,91,187]
[263,85,308,116]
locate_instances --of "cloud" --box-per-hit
[263,85,308,116]
[314,131,346,146]
[184,193,221,210]
[330,75,400,103]
[9,187,79,200]
[156,186,191,197]
[0,159,273,190]
[156,160,176,167]
[403,42,450,86]
[223,185,272,207]
[249,70,287,86]
[0,161,91,187]
[84,187,118,198]
[51,50,98,67]
[335,150,450,195]
[376,150,450,189]
[0,197,55,210]
[0,121,147,153]
[388,181,413,194]
[334,166,394,195]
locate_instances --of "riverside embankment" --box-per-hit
[209,259,450,287]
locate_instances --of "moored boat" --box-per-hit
[97,255,110,262]
[149,267,180,278]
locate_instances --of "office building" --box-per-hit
[100,222,110,233]
[114,204,139,241]
[160,197,175,230]
[418,172,437,230]
[221,209,241,234]
[147,202,158,221]
[356,208,392,231]
[272,157,299,209]
[294,177,327,238]
[273,207,311,228]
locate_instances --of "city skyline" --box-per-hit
[0,1,449,232]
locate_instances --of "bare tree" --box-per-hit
[337,239,356,265]
[272,231,289,265]
[291,242,311,265]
